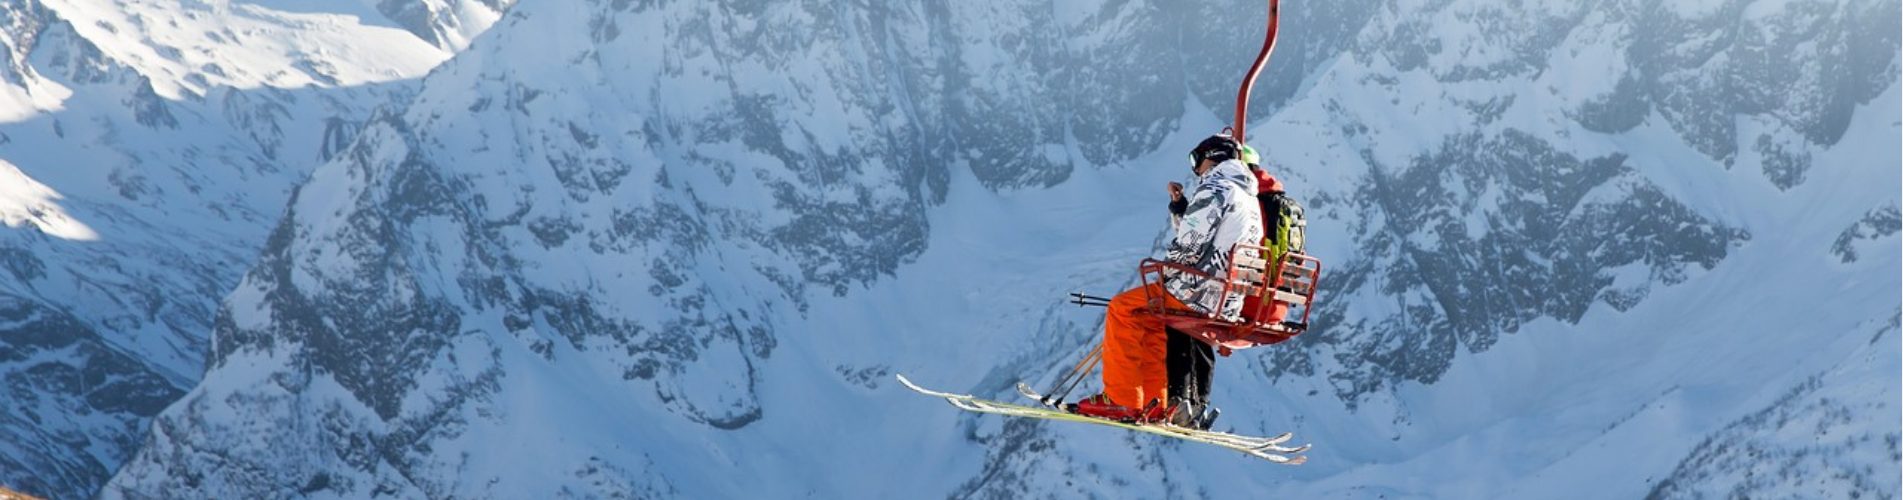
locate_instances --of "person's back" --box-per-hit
[1240,147,1294,327]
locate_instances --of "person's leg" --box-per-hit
[1165,327,1195,407]
[1101,284,1171,408]
[1189,334,1214,406]
[1166,327,1216,408]
[1165,327,1217,427]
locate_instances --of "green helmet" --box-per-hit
[1239,145,1261,167]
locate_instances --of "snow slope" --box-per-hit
[101,0,1901,498]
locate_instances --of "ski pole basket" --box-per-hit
[1137,244,1321,354]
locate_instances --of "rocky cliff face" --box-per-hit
[1255,0,1895,395]
[57,0,1903,498]
[0,0,497,497]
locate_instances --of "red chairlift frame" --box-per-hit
[1137,244,1321,355]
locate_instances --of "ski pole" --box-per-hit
[1043,343,1098,405]
[1069,293,1112,307]
[1048,342,1105,405]
[1043,343,1098,404]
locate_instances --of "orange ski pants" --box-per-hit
[1100,282,1187,408]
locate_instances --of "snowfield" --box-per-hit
[0,0,1893,498]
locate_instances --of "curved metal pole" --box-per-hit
[1233,0,1280,144]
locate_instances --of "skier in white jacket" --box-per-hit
[1072,134,1263,428]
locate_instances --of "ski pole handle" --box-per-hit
[1069,292,1112,307]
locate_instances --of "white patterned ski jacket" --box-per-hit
[1164,158,1264,320]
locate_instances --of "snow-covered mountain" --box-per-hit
[0,0,506,497]
[0,0,1882,497]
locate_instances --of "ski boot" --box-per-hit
[1068,394,1178,424]
[1165,397,1220,430]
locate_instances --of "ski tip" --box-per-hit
[1015,382,1058,408]
[895,373,950,397]
[1249,449,1309,465]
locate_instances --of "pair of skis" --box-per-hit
[897,374,1309,464]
